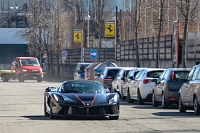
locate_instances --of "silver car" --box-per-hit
[179,65,200,115]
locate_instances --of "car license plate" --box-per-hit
[33,77,37,79]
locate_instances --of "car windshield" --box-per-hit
[20,59,40,66]
[62,82,104,93]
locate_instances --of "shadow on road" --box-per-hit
[152,111,199,117]
[21,115,110,121]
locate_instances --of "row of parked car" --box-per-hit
[93,65,200,115]
[73,62,200,115]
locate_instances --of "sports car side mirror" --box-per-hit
[104,88,110,93]
[45,87,51,92]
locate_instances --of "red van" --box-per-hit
[14,57,43,82]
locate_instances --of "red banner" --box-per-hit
[172,20,180,68]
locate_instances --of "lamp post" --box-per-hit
[87,0,90,48]
[10,6,19,28]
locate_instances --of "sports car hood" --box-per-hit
[61,93,112,107]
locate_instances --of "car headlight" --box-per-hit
[53,94,64,103]
[22,69,27,72]
[109,94,118,104]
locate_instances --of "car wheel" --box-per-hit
[109,116,119,120]
[152,92,158,107]
[2,75,9,82]
[137,90,144,105]
[50,102,59,119]
[194,96,200,115]
[121,86,126,100]
[162,94,168,109]
[37,77,42,82]
[179,96,186,113]
[127,89,134,103]
[44,99,49,116]
[18,75,24,82]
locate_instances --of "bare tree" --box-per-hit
[18,0,71,78]
[74,0,115,47]
[123,0,142,67]
[156,0,166,68]
[175,0,199,68]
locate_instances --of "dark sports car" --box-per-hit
[44,80,120,120]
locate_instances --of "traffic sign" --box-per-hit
[61,50,68,57]
[105,21,115,38]
[74,29,83,43]
[90,49,98,59]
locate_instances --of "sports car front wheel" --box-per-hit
[109,116,119,120]
[50,103,59,119]
[44,99,49,116]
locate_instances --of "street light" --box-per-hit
[87,14,90,48]
[10,6,19,28]
[87,0,90,48]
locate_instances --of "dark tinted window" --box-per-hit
[147,70,164,78]
[107,69,120,77]
[124,70,131,77]
[63,82,104,93]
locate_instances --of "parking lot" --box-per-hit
[0,80,200,133]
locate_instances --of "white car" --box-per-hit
[112,67,134,99]
[121,68,146,102]
[128,68,166,104]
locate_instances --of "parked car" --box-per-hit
[85,61,117,81]
[95,67,122,91]
[152,68,191,108]
[179,65,200,115]
[121,68,146,102]
[128,68,165,104]
[112,67,134,99]
[74,63,92,80]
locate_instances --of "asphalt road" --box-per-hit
[1,80,200,133]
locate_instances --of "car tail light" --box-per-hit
[170,71,174,80]
[104,78,113,81]
[169,98,176,100]
[143,79,152,84]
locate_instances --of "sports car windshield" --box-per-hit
[62,82,104,93]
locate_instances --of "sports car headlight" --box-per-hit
[53,94,64,103]
[109,94,118,104]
